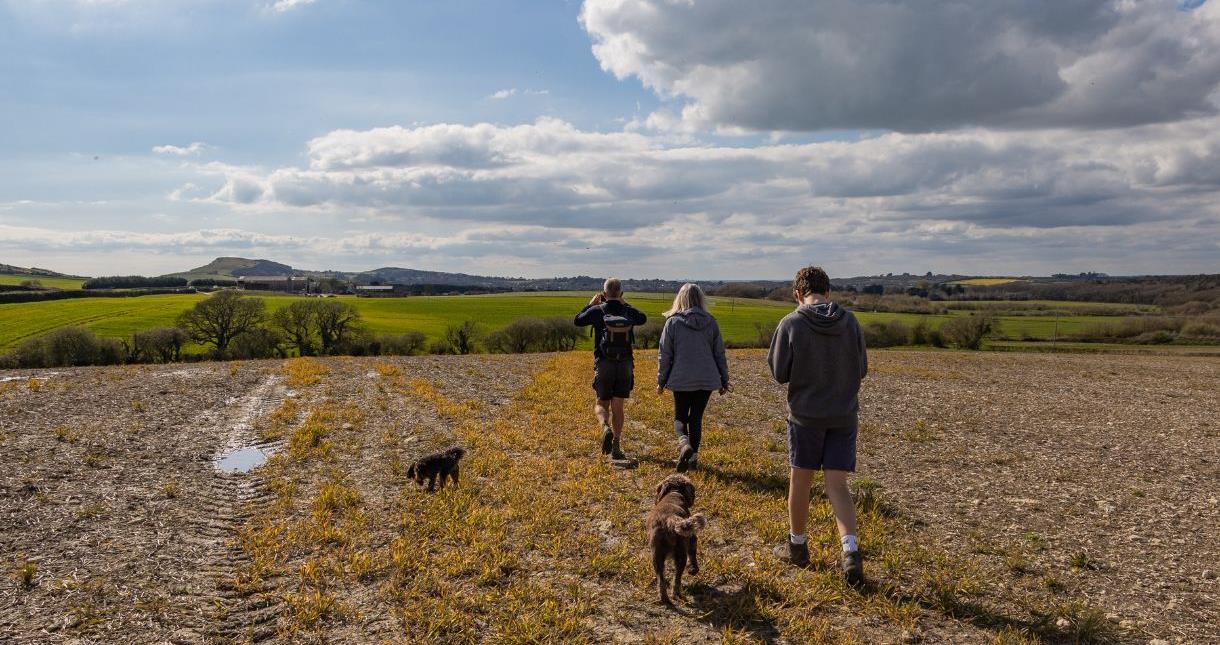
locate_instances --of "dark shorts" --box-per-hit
[787,419,857,472]
[593,358,634,400]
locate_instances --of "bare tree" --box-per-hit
[270,300,319,356]
[313,300,362,354]
[177,291,266,357]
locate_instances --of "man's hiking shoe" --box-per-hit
[774,538,810,567]
[676,444,695,473]
[842,550,864,586]
[610,442,627,462]
[600,424,614,455]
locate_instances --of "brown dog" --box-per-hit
[646,473,707,604]
[406,447,465,491]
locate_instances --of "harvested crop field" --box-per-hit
[1,350,1217,644]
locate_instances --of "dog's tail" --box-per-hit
[666,513,707,537]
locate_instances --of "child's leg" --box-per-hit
[788,466,815,537]
[822,469,858,546]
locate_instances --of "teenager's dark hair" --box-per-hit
[793,266,831,297]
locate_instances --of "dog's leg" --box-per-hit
[427,471,437,491]
[652,548,670,605]
[687,534,699,575]
[450,462,460,487]
[672,541,687,601]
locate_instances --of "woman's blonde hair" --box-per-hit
[664,283,706,317]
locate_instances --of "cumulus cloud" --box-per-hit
[580,0,1220,133]
[152,141,211,156]
[196,117,1220,234]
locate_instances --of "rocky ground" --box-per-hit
[0,350,1215,644]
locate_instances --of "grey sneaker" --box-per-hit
[774,538,810,567]
[676,443,695,473]
[600,424,613,455]
[842,550,864,586]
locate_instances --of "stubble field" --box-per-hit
[1,350,1217,643]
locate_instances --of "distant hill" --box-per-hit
[172,257,297,281]
[0,262,80,278]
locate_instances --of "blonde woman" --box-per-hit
[657,283,730,472]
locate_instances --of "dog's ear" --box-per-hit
[682,481,695,508]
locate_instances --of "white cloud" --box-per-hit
[581,0,1220,133]
[152,142,211,156]
[488,88,548,100]
[270,0,315,13]
[148,115,1217,275]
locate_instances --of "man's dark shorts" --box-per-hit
[787,418,857,472]
[593,358,634,400]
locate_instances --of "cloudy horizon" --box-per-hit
[2,0,1218,279]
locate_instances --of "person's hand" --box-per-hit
[719,384,730,396]
[657,385,665,396]
[589,292,605,305]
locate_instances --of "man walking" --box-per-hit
[768,266,868,585]
[574,278,647,464]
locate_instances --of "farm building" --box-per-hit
[355,284,409,297]
[237,275,310,292]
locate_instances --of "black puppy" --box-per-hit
[646,473,707,604]
[406,447,465,491]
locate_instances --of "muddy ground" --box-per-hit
[0,350,1216,644]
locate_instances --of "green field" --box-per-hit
[0,273,87,290]
[0,290,1156,353]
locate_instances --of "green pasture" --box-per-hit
[0,290,1150,352]
[0,273,87,290]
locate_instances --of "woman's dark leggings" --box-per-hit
[673,389,713,452]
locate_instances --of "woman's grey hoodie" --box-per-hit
[657,307,729,392]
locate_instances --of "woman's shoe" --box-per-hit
[676,443,695,472]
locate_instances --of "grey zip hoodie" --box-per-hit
[767,302,868,428]
[657,308,729,392]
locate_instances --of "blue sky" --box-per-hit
[1,0,1218,279]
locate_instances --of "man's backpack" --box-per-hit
[601,310,635,362]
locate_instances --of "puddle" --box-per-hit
[214,446,274,474]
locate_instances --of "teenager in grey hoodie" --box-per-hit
[657,283,729,472]
[767,266,868,585]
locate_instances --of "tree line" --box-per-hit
[0,292,588,369]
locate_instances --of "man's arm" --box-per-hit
[573,303,599,327]
[767,319,792,385]
[858,323,869,379]
[625,303,647,326]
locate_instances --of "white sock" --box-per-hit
[841,534,859,553]
[789,533,807,545]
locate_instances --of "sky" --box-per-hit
[1,0,1218,280]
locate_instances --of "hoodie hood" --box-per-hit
[795,302,847,335]
[670,307,713,330]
